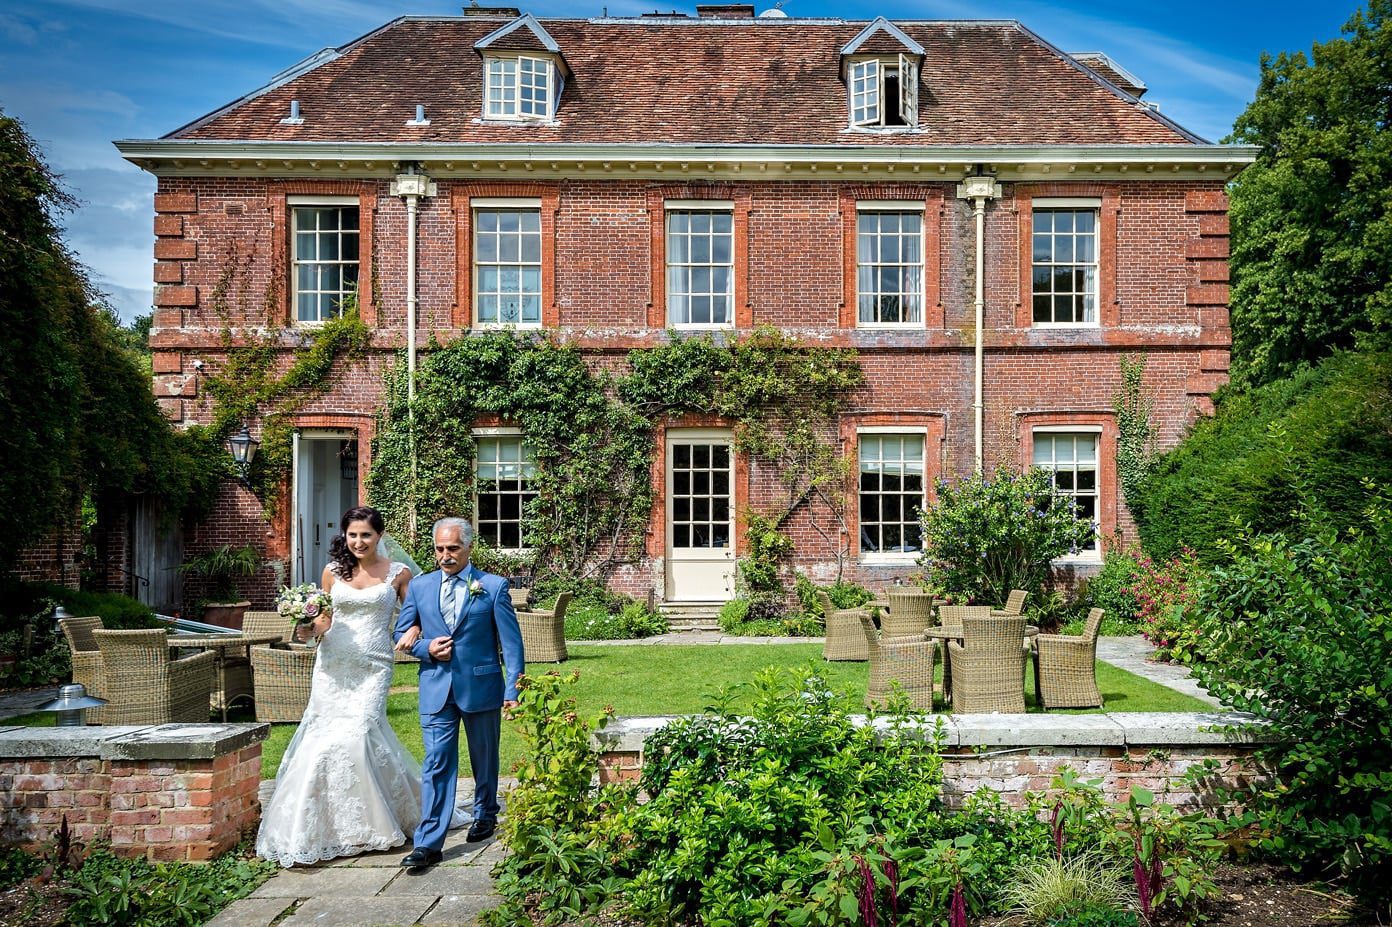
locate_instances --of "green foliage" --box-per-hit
[1112,354,1155,507]
[0,112,222,564]
[738,510,793,595]
[0,581,161,691]
[1130,549,1207,663]
[1226,1,1392,386]
[1131,350,1392,562]
[1079,548,1143,631]
[563,600,669,641]
[918,469,1094,605]
[63,846,276,927]
[1044,907,1140,927]
[717,597,822,637]
[1003,855,1132,925]
[1188,482,1392,906]
[0,847,41,890]
[178,544,260,602]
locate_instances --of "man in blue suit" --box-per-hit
[394,517,524,869]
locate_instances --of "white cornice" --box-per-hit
[114,140,1258,182]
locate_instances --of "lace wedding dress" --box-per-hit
[257,561,422,867]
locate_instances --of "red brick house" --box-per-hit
[117,7,1252,608]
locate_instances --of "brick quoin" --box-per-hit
[146,172,1233,602]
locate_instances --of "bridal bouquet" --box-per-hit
[277,583,332,629]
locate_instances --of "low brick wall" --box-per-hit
[0,723,268,862]
[594,712,1270,810]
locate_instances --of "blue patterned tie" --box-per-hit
[442,575,459,631]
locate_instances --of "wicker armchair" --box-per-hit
[241,610,294,643]
[882,590,936,638]
[509,587,531,611]
[997,589,1029,616]
[250,644,317,722]
[865,614,938,710]
[59,617,108,724]
[1033,607,1105,709]
[936,605,993,633]
[518,592,572,663]
[947,616,1028,714]
[819,591,870,661]
[92,629,216,724]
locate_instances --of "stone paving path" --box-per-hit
[210,779,512,927]
[1095,636,1221,706]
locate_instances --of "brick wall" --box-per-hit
[15,517,83,589]
[149,175,1230,603]
[0,728,266,863]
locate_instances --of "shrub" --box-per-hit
[562,599,668,641]
[1080,548,1143,630]
[717,596,819,637]
[1131,350,1392,562]
[1003,855,1132,925]
[1190,483,1392,906]
[1046,907,1140,927]
[1130,549,1206,663]
[918,468,1093,605]
[63,845,275,927]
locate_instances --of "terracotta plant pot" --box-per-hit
[200,601,250,630]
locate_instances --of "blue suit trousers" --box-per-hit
[415,701,502,852]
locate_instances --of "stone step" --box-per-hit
[659,601,725,632]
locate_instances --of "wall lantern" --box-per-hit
[227,425,260,486]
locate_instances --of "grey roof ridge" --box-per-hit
[161,16,411,140]
[1011,21,1210,145]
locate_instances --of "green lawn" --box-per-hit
[255,644,1209,779]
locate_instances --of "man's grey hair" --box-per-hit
[431,517,474,547]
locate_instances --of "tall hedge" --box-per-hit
[1130,350,1392,561]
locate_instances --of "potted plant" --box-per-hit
[180,544,261,628]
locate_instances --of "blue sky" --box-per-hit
[0,0,1360,322]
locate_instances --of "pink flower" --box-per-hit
[303,601,321,618]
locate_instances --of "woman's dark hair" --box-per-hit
[328,505,386,580]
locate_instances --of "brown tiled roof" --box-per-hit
[1071,52,1146,98]
[171,17,1200,145]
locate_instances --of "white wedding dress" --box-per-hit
[257,561,422,867]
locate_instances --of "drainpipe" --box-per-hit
[956,170,1000,473]
[390,164,437,541]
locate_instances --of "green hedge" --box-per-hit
[1131,350,1392,561]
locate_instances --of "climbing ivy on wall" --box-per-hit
[368,327,862,590]
[1113,353,1156,509]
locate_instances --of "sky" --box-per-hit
[0,0,1362,323]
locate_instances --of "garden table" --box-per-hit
[924,624,1039,704]
[171,632,285,721]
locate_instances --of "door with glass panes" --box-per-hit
[665,430,736,601]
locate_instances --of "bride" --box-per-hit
[256,504,422,867]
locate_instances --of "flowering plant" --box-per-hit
[276,583,332,628]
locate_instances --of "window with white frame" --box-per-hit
[859,433,925,555]
[857,208,923,325]
[474,435,537,551]
[292,204,359,323]
[485,55,554,120]
[848,54,918,128]
[666,207,733,327]
[1032,204,1099,325]
[474,206,542,326]
[1032,430,1099,554]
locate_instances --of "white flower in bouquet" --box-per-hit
[276,583,332,630]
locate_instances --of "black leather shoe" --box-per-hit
[465,819,496,843]
[400,847,443,869]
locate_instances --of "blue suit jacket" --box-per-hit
[393,565,524,715]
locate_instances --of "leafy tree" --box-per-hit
[1226,1,1392,387]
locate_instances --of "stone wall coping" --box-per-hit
[0,723,270,761]
[592,712,1272,753]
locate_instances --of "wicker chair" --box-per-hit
[518,592,572,663]
[936,605,993,632]
[241,610,295,643]
[882,590,936,638]
[509,587,531,611]
[947,616,1028,714]
[250,644,317,722]
[865,614,938,710]
[1033,607,1105,709]
[997,589,1029,616]
[818,591,870,661]
[59,617,108,724]
[92,629,216,724]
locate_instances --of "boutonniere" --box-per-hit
[469,579,484,596]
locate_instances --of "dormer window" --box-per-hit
[848,54,918,128]
[485,54,555,120]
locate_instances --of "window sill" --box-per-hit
[472,117,559,128]
[856,322,924,330]
[859,553,921,566]
[1031,322,1100,330]
[670,323,735,330]
[1051,553,1102,566]
[473,321,544,330]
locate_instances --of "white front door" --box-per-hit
[292,431,360,584]
[665,430,736,602]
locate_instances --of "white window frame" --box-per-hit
[856,202,925,328]
[1031,197,1101,329]
[484,53,556,121]
[1031,426,1103,562]
[473,427,538,554]
[288,195,360,327]
[473,198,543,329]
[858,428,928,564]
[848,54,918,129]
[665,200,735,330]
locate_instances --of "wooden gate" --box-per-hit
[129,498,183,614]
